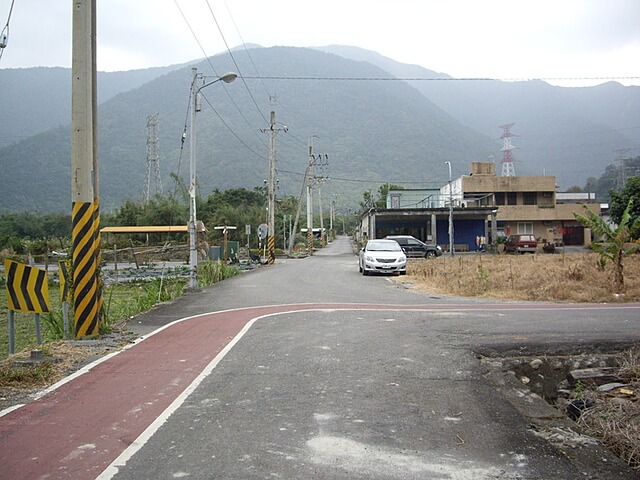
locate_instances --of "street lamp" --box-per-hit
[445,161,454,257]
[188,68,237,288]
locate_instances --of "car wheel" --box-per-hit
[426,251,436,258]
[400,271,407,275]
[362,269,369,276]
[358,263,363,273]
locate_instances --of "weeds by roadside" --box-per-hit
[572,346,640,475]
[405,252,640,303]
[0,260,238,359]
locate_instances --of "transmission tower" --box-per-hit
[499,123,516,177]
[615,148,631,189]
[144,113,162,202]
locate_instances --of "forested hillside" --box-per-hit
[2,45,638,214]
[0,47,494,213]
[320,45,640,190]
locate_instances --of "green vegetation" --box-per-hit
[583,157,640,203]
[0,261,238,360]
[0,212,71,255]
[609,176,640,237]
[575,199,640,293]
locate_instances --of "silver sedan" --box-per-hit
[358,239,407,276]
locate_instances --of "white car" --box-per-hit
[359,239,407,276]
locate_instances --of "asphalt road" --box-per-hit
[1,236,639,479]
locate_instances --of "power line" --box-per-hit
[203,0,268,125]
[199,91,265,161]
[275,168,445,186]
[173,0,251,131]
[240,75,640,83]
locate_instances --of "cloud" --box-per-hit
[1,0,638,86]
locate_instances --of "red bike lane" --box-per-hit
[0,303,414,480]
[1,302,638,479]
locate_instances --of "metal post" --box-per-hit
[34,314,42,345]
[62,302,70,339]
[446,161,454,256]
[8,310,15,354]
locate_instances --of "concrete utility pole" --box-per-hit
[144,113,162,203]
[188,67,199,288]
[187,68,237,288]
[303,136,330,254]
[71,0,101,338]
[288,152,312,256]
[267,111,276,264]
[318,182,325,247]
[261,109,287,264]
[306,141,316,253]
[446,161,454,257]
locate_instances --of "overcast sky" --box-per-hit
[1,0,639,87]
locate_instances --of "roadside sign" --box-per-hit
[59,260,72,302]
[4,259,50,314]
[257,223,268,240]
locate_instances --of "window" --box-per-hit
[391,195,400,209]
[477,194,492,206]
[495,192,505,206]
[523,192,537,205]
[507,192,517,205]
[517,222,533,234]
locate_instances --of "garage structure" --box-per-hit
[359,205,497,252]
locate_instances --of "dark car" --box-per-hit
[384,235,443,258]
[504,234,537,254]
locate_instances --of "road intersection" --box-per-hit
[1,236,638,479]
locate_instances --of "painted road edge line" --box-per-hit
[95,311,265,480]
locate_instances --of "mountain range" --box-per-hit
[0,45,638,214]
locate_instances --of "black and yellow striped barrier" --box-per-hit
[267,235,275,264]
[72,201,101,337]
[4,259,50,314]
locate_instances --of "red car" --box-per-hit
[504,234,537,254]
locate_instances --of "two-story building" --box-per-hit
[441,162,599,245]
[359,162,599,251]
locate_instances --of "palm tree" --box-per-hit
[574,200,639,293]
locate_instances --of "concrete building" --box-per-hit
[442,162,599,245]
[358,162,598,250]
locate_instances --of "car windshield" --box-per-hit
[367,241,401,252]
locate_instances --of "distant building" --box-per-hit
[445,162,599,245]
[358,162,599,250]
